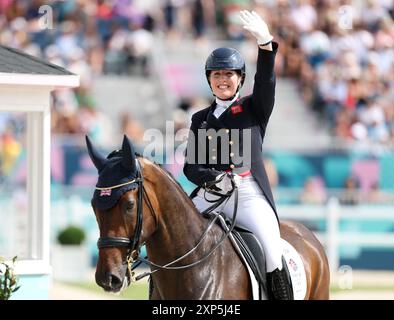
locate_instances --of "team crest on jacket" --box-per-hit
[231,105,243,114]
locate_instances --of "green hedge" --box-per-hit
[57,225,86,245]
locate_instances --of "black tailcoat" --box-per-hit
[184,42,279,217]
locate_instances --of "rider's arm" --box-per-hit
[183,115,222,187]
[250,43,278,127]
[240,10,277,127]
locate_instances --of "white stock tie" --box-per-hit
[213,93,239,118]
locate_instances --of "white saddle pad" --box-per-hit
[281,239,307,300]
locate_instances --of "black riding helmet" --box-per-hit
[205,47,246,92]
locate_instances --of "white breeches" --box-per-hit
[193,175,283,272]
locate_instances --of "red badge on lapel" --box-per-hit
[231,105,243,114]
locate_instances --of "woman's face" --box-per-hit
[209,70,241,100]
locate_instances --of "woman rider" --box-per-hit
[183,10,293,300]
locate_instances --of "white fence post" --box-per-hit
[327,197,340,272]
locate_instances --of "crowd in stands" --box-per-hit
[0,0,392,139]
[0,0,163,144]
[0,0,393,202]
[162,0,394,145]
[259,0,394,145]
[298,173,394,205]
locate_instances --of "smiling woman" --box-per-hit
[209,69,242,100]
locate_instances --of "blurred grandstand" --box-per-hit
[0,0,393,275]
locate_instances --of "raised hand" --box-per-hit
[239,10,273,45]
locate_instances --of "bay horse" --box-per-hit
[87,135,330,300]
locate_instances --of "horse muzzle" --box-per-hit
[95,265,127,293]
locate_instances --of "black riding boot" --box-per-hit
[266,256,294,300]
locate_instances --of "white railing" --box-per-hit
[278,198,394,271]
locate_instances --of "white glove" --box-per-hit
[214,173,241,194]
[232,174,242,188]
[239,10,273,45]
[214,173,232,194]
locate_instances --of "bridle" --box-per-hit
[96,160,144,281]
[95,158,239,283]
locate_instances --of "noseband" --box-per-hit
[96,160,144,255]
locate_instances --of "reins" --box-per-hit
[135,175,239,281]
[96,159,240,283]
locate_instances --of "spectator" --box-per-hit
[127,20,154,76]
[299,176,327,204]
[289,0,317,33]
[365,182,386,204]
[358,97,390,143]
[339,176,361,205]
[120,112,145,145]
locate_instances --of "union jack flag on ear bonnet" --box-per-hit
[86,135,139,210]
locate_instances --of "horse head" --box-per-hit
[86,135,158,293]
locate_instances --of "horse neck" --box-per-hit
[142,162,249,299]
[145,164,208,263]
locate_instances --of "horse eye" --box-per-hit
[125,201,135,214]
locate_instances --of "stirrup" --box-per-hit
[266,256,294,300]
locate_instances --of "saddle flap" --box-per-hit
[232,228,267,290]
[205,211,268,295]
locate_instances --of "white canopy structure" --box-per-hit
[0,45,79,299]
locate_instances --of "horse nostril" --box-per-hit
[110,273,123,290]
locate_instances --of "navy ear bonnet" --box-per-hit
[86,135,140,210]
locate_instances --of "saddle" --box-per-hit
[204,211,268,299]
[191,187,297,300]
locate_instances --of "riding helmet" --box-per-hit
[205,47,246,89]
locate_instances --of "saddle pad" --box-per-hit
[282,239,307,300]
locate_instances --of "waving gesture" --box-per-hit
[239,10,273,45]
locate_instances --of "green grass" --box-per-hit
[330,285,394,293]
[68,281,149,300]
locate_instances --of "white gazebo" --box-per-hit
[0,45,79,299]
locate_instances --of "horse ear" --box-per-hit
[121,135,137,172]
[86,135,107,171]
